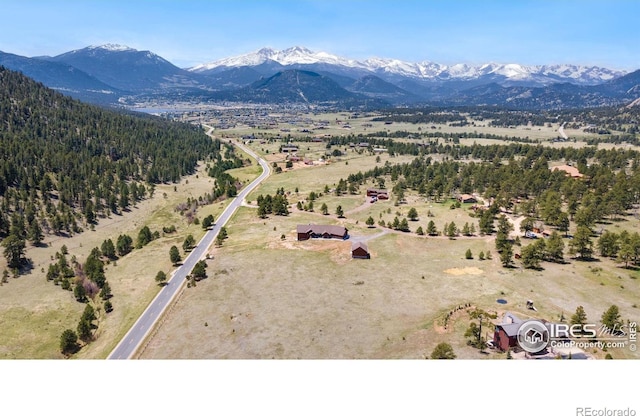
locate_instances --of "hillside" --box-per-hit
[0,45,637,109]
[207,69,388,108]
[48,44,210,93]
[0,66,222,243]
[0,50,120,104]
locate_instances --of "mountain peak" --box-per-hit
[189,46,626,86]
[88,44,135,52]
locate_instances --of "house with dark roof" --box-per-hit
[297,224,349,241]
[351,241,370,259]
[457,194,477,203]
[367,188,389,198]
[281,145,299,153]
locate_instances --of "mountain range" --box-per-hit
[190,46,624,86]
[1,44,639,109]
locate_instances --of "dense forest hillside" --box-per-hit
[0,66,224,262]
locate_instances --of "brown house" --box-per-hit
[457,194,477,203]
[493,313,523,352]
[281,145,299,153]
[351,241,370,259]
[367,188,389,198]
[297,224,349,241]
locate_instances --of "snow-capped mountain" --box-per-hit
[190,46,368,72]
[48,44,209,92]
[86,44,136,53]
[1,43,636,109]
[189,46,626,86]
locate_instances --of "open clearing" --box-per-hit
[3,113,639,359]
[140,201,640,359]
[140,136,640,359]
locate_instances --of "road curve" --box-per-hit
[107,130,269,359]
[558,122,568,140]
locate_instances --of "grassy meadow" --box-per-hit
[3,112,638,360]
[139,130,640,359]
[0,162,243,359]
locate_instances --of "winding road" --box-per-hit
[108,128,269,359]
[558,122,568,140]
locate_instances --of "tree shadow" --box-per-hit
[619,264,639,271]
[573,257,601,262]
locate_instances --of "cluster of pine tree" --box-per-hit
[0,66,231,274]
[256,189,289,218]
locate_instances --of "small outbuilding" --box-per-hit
[351,241,370,259]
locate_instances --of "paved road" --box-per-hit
[108,132,269,359]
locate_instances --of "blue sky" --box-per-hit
[1,0,639,70]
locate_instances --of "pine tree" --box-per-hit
[500,244,514,268]
[601,305,623,332]
[169,245,181,265]
[191,260,207,281]
[183,234,196,252]
[60,329,78,356]
[430,343,456,359]
[570,226,594,259]
[116,234,133,256]
[77,317,92,342]
[136,225,153,248]
[74,283,87,303]
[155,270,168,286]
[2,234,26,269]
[101,239,117,260]
[447,222,457,238]
[545,231,565,262]
[407,207,418,221]
[570,306,588,333]
[100,281,112,300]
[427,220,438,236]
[27,219,44,246]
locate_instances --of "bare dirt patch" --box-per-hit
[443,267,484,276]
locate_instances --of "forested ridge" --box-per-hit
[0,66,226,256]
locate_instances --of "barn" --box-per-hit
[493,312,522,352]
[351,241,370,259]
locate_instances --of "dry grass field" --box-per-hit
[3,113,638,360]
[0,163,239,359]
[140,138,640,359]
[140,199,640,359]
